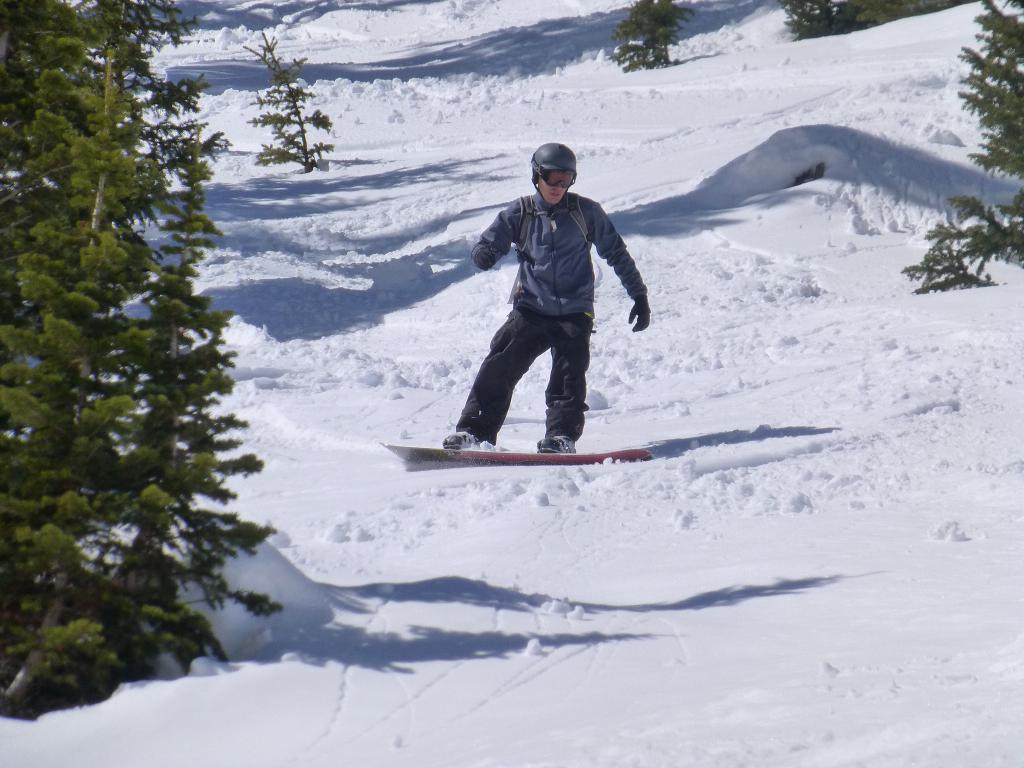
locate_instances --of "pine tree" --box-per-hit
[777,0,865,40]
[246,33,334,173]
[904,0,1024,292]
[612,0,694,73]
[0,1,100,713]
[1,44,155,715]
[1,1,273,718]
[854,0,972,26]
[780,0,971,39]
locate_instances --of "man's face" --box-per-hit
[538,169,574,204]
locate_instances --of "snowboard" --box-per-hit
[383,443,653,471]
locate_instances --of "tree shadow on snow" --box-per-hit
[204,156,505,224]
[178,0,462,33]
[200,156,509,340]
[168,11,628,93]
[264,573,842,672]
[169,0,776,93]
[274,623,651,673]
[645,424,840,460]
[205,242,476,340]
[245,573,841,672]
[338,573,843,615]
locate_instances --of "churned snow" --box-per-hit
[4,2,1024,767]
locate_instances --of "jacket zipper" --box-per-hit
[548,212,562,313]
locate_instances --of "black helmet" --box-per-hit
[531,142,577,184]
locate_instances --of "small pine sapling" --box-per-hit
[612,0,693,72]
[246,33,334,172]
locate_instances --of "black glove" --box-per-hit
[628,295,650,333]
[472,244,499,270]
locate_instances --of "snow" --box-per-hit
[4,1,1024,766]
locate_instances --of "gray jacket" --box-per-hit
[471,191,647,317]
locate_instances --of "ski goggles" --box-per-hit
[539,169,576,189]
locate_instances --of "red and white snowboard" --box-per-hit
[383,443,652,470]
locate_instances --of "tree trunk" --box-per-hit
[3,573,67,708]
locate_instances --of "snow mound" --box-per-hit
[201,543,334,660]
[683,124,1010,215]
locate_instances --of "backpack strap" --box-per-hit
[509,195,535,304]
[515,195,536,256]
[517,193,590,250]
[565,193,591,247]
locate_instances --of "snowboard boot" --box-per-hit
[443,431,480,451]
[537,435,576,454]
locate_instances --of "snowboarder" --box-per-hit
[444,142,650,454]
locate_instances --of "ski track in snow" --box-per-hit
[7,2,1024,768]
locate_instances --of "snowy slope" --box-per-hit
[5,2,1024,767]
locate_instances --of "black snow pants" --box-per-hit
[456,307,593,445]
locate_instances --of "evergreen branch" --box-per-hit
[903,0,1024,293]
